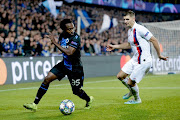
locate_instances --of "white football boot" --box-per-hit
[124,98,142,104]
[123,92,133,99]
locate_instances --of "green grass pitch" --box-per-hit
[0,74,180,120]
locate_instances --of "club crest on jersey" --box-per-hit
[62,38,69,43]
[65,38,69,43]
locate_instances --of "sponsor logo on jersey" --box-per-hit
[71,41,78,45]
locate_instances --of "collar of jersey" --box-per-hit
[130,22,137,31]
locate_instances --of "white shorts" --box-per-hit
[122,59,152,83]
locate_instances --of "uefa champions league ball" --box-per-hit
[59,99,75,115]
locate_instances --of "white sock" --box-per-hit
[121,77,130,89]
[130,84,140,100]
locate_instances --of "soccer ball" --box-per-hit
[59,99,75,115]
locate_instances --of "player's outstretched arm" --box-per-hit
[106,42,131,51]
[150,36,168,61]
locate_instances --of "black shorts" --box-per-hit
[50,61,84,88]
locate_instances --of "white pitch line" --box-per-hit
[1,85,180,93]
[49,87,180,90]
[0,75,168,92]
[0,79,117,92]
[0,77,179,92]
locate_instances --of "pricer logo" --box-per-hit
[0,58,7,85]
[120,55,131,69]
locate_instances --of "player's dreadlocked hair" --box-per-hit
[60,19,73,30]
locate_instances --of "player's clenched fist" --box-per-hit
[45,33,56,44]
[106,44,115,51]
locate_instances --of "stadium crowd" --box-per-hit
[0,0,178,57]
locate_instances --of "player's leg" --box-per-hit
[117,70,133,99]
[124,68,143,104]
[117,60,134,99]
[33,72,58,104]
[124,79,142,104]
[117,70,129,88]
[72,86,94,109]
[23,72,58,111]
[23,62,65,111]
[124,62,151,104]
[68,68,94,109]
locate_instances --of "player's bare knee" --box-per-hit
[117,74,124,81]
[128,80,136,87]
[43,76,51,85]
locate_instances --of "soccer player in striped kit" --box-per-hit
[106,10,168,104]
[23,19,94,111]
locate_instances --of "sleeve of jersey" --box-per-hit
[139,26,153,40]
[69,35,80,49]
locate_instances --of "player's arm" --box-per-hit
[149,36,168,61]
[106,42,131,51]
[53,41,76,55]
[46,33,76,56]
[138,25,168,61]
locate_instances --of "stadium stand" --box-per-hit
[0,0,179,57]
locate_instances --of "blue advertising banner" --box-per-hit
[68,0,180,13]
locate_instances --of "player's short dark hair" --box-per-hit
[60,19,73,30]
[124,10,135,17]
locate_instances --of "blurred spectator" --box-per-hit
[14,40,24,56]
[80,38,85,55]
[0,37,5,56]
[93,39,101,55]
[89,39,95,56]
[23,36,32,56]
[84,39,94,56]
[41,45,51,56]
[3,38,10,54]
[101,40,108,55]
[9,37,15,53]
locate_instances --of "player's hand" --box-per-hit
[45,32,56,43]
[159,55,168,61]
[106,44,115,51]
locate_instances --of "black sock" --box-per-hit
[34,83,49,104]
[78,89,90,102]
